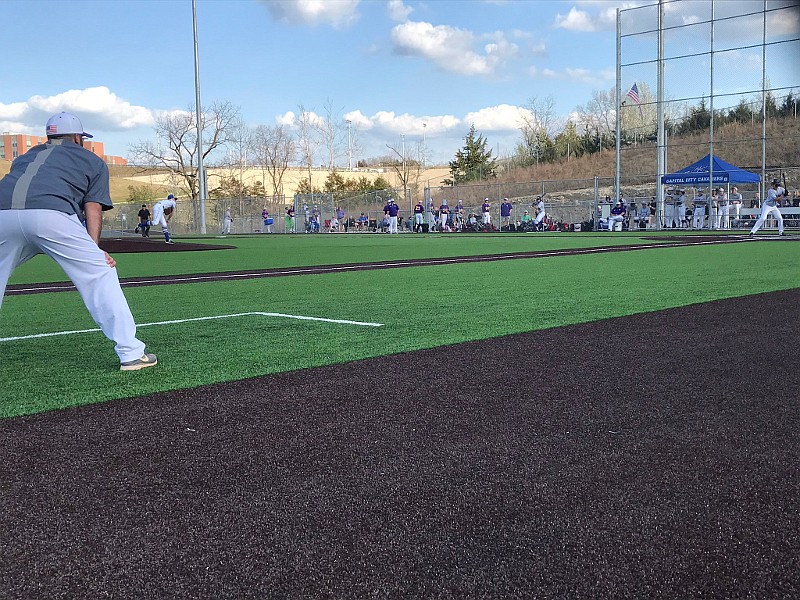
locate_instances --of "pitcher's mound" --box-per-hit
[99,237,235,253]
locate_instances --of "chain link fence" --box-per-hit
[104,169,800,234]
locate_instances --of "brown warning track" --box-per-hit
[8,234,795,296]
[1,289,798,598]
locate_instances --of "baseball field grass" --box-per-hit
[8,232,666,283]
[2,232,798,418]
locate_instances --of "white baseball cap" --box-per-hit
[45,112,93,138]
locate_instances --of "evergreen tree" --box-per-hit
[553,121,582,160]
[443,124,497,186]
[323,171,347,193]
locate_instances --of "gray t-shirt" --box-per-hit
[0,139,112,216]
[765,187,784,206]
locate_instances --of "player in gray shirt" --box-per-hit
[0,112,157,370]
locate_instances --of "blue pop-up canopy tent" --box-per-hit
[661,154,760,186]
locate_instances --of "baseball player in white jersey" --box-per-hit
[664,188,676,228]
[0,112,156,371]
[714,187,730,229]
[729,186,743,221]
[676,189,688,228]
[692,190,707,229]
[151,194,177,243]
[533,196,546,230]
[221,207,232,235]
[749,179,786,236]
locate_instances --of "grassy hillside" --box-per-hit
[499,118,800,185]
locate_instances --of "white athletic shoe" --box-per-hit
[120,353,158,371]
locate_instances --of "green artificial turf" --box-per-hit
[2,236,798,417]
[8,232,677,284]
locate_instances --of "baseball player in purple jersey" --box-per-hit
[500,198,513,228]
[0,112,156,371]
[482,198,491,225]
[413,200,425,232]
[750,179,786,236]
[383,198,400,233]
[607,199,626,231]
[439,199,450,231]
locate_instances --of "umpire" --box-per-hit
[0,112,157,371]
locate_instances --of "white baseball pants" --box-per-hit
[0,209,146,363]
[750,204,783,235]
[693,206,705,229]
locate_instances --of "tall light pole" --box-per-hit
[422,122,427,168]
[192,0,207,234]
[401,133,406,206]
[346,119,352,171]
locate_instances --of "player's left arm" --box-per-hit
[84,201,116,268]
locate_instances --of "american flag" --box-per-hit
[46,124,58,135]
[626,83,643,118]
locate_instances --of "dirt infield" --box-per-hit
[1,289,798,598]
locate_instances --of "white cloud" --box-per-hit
[527,65,613,84]
[371,111,460,135]
[387,0,412,22]
[262,0,360,28]
[528,41,548,58]
[276,111,296,126]
[554,7,597,32]
[0,101,28,121]
[0,87,154,135]
[558,2,650,32]
[463,104,533,131]
[344,110,373,129]
[483,31,520,62]
[391,21,502,76]
[768,5,800,35]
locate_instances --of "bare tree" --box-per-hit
[225,117,254,193]
[518,95,560,164]
[129,101,240,200]
[315,98,346,171]
[385,140,423,203]
[617,81,656,139]
[579,87,617,140]
[253,124,295,197]
[295,103,321,190]
[347,120,363,169]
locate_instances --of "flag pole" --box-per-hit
[615,8,622,206]
[657,0,665,230]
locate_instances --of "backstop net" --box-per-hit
[617,0,800,226]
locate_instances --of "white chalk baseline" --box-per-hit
[0,311,384,343]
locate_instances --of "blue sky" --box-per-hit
[1,0,797,166]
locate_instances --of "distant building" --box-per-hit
[0,132,127,166]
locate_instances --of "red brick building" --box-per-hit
[0,132,127,165]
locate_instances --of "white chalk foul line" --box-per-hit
[0,311,383,343]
